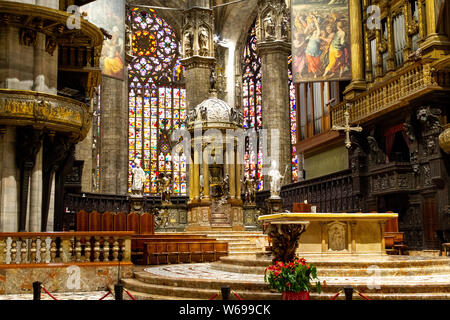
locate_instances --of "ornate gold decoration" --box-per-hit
[0,89,92,142]
[19,28,37,47]
[45,36,57,56]
[332,60,450,127]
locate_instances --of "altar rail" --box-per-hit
[0,232,133,266]
[331,61,450,127]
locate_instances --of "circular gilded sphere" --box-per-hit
[439,124,450,154]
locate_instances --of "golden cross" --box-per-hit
[332,105,362,149]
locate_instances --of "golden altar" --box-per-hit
[259,212,399,260]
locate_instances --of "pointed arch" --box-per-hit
[127,7,187,196]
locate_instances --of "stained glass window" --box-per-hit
[242,23,264,191]
[288,56,299,183]
[128,7,187,195]
[242,22,298,188]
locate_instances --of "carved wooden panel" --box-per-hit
[101,211,114,231]
[114,212,127,231]
[127,212,140,234]
[88,211,101,231]
[76,210,89,231]
[139,213,154,235]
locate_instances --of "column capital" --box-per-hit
[181,55,216,70]
[256,40,291,57]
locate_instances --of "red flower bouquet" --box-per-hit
[264,258,321,299]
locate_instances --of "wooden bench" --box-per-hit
[385,235,396,255]
[385,232,408,255]
[143,240,228,265]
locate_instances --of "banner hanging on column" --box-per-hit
[291,0,352,83]
[82,0,125,80]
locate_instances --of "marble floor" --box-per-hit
[0,291,115,301]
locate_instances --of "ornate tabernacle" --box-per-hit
[185,92,244,231]
[259,212,399,257]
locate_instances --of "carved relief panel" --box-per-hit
[328,222,347,252]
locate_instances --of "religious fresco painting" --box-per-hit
[82,0,125,80]
[291,0,352,83]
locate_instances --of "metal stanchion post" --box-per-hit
[221,286,230,300]
[33,282,42,301]
[344,286,354,301]
[115,284,124,300]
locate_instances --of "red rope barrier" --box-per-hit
[232,291,243,300]
[330,290,342,300]
[355,290,371,301]
[124,289,137,301]
[99,291,111,301]
[209,293,219,300]
[41,286,58,301]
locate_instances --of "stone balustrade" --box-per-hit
[332,61,450,127]
[0,232,133,266]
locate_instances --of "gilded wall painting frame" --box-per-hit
[291,0,352,83]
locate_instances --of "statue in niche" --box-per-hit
[210,67,216,90]
[229,107,238,123]
[131,158,147,195]
[263,11,276,40]
[188,108,197,123]
[425,136,437,156]
[200,105,208,122]
[184,30,193,56]
[235,80,242,108]
[222,174,230,199]
[268,160,285,199]
[242,176,257,205]
[199,26,209,56]
[157,172,173,204]
[367,136,385,165]
[328,223,346,251]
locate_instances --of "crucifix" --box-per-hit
[332,104,362,149]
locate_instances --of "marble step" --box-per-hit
[219,256,450,268]
[122,278,279,300]
[212,261,450,277]
[123,270,450,300]
[134,270,450,294]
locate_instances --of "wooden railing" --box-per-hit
[332,61,450,127]
[254,170,359,213]
[0,232,133,266]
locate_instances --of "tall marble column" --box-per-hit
[181,0,216,110]
[0,127,19,232]
[28,146,43,232]
[256,0,292,189]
